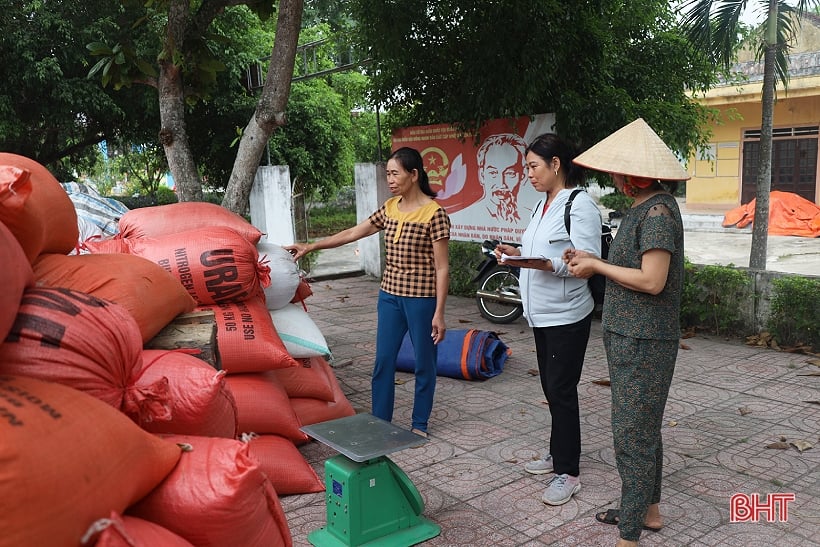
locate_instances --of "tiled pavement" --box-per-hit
[281,274,819,546]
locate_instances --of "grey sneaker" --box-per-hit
[541,473,581,506]
[524,454,554,475]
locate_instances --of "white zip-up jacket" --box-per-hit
[519,188,602,328]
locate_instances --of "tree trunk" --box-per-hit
[749,3,778,270]
[157,0,204,203]
[221,0,304,215]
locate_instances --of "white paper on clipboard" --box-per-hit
[501,253,544,261]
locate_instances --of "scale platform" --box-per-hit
[301,414,441,547]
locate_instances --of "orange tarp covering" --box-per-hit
[722,191,820,237]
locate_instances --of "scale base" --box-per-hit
[308,519,440,547]
[307,455,440,547]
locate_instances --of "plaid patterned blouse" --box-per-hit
[368,196,451,297]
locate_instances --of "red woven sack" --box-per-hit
[0,153,78,258]
[127,434,292,547]
[0,287,171,424]
[32,252,197,342]
[199,296,299,373]
[225,372,309,444]
[242,433,324,496]
[93,226,270,305]
[119,201,263,244]
[82,511,194,547]
[290,277,314,305]
[268,356,335,401]
[0,220,33,340]
[0,165,41,262]
[137,349,238,438]
[290,364,355,427]
[0,375,181,547]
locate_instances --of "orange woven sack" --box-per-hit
[137,349,238,438]
[199,296,299,373]
[80,236,129,254]
[119,201,263,244]
[127,434,292,547]
[0,153,78,258]
[241,433,324,496]
[290,364,355,427]
[0,220,33,340]
[82,511,194,547]
[0,374,182,547]
[224,372,309,444]
[0,287,171,424]
[268,356,335,401]
[0,165,42,262]
[290,277,314,306]
[91,226,270,306]
[32,252,197,342]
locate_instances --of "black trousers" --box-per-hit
[532,313,593,477]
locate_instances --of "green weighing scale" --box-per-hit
[301,413,441,547]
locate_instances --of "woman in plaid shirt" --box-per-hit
[286,147,450,437]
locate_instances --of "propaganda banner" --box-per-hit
[392,113,555,243]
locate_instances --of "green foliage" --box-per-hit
[154,186,178,205]
[307,204,357,238]
[767,276,820,350]
[0,0,158,174]
[681,261,750,336]
[350,0,718,160]
[448,241,483,297]
[599,192,634,212]
[268,78,356,203]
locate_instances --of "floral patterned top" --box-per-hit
[602,193,684,340]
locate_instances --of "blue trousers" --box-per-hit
[372,290,438,432]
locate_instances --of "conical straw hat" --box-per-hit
[573,118,690,181]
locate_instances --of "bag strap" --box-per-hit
[563,188,584,235]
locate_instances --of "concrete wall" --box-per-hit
[354,162,390,278]
[249,165,295,245]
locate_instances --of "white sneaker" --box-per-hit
[541,473,580,506]
[524,454,554,475]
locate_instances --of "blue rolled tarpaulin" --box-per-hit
[396,329,510,380]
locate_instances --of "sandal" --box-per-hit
[410,428,428,439]
[595,508,662,532]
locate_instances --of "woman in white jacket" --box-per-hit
[495,133,602,506]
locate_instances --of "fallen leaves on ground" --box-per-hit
[790,440,813,453]
[679,342,692,350]
[592,378,611,386]
[765,441,790,449]
[738,406,752,416]
[746,331,780,350]
[668,420,678,427]
[527,369,539,376]
[765,436,813,453]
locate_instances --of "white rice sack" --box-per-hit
[257,242,301,310]
[268,304,330,358]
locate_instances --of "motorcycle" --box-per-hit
[472,239,523,324]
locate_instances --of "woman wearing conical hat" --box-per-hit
[565,118,689,546]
